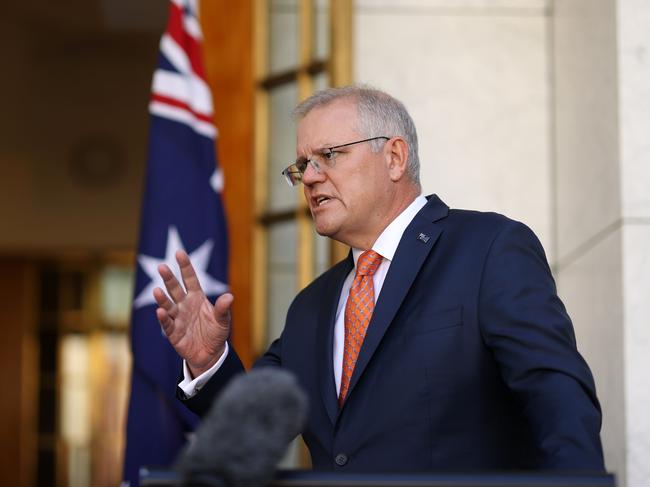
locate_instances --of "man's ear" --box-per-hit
[385,137,409,182]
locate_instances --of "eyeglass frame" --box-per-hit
[281,136,391,187]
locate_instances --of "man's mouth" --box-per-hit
[316,196,331,206]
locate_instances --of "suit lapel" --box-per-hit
[316,253,354,425]
[344,195,449,405]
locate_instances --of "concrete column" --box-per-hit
[617,1,650,485]
[551,0,625,481]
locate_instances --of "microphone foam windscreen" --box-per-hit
[176,367,308,487]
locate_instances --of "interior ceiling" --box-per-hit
[10,0,168,35]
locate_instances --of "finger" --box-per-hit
[156,307,175,336]
[214,293,234,326]
[176,250,204,293]
[158,263,186,302]
[153,287,178,318]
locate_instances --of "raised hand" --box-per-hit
[153,250,232,378]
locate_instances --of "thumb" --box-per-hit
[214,292,234,327]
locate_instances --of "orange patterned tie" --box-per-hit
[339,249,383,406]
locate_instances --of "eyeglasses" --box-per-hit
[281,136,390,186]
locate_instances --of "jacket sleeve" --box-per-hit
[177,337,283,417]
[478,219,605,470]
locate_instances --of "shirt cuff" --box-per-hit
[178,342,229,398]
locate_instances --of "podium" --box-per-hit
[140,469,615,487]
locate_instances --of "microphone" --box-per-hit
[175,367,309,487]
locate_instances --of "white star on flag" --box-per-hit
[133,226,228,309]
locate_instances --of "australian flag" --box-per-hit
[122,0,228,485]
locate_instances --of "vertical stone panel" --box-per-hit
[622,225,650,487]
[618,0,650,218]
[552,0,621,259]
[618,2,650,486]
[555,231,625,479]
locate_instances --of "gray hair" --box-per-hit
[293,85,420,185]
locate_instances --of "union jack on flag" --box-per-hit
[149,0,218,141]
[122,0,228,485]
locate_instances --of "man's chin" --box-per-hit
[313,219,339,239]
[314,226,335,238]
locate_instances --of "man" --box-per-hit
[154,86,604,472]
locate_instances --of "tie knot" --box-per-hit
[356,250,382,277]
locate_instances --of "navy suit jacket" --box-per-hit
[181,195,604,472]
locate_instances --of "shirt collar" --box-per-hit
[352,194,428,267]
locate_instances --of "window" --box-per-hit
[35,254,133,486]
[252,0,352,353]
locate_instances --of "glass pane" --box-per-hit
[314,0,330,61]
[99,265,134,328]
[60,334,91,487]
[267,220,298,345]
[278,437,301,469]
[313,70,329,93]
[269,0,298,74]
[268,82,300,212]
[90,332,131,486]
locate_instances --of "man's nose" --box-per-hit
[301,160,326,185]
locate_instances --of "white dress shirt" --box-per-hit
[179,194,428,398]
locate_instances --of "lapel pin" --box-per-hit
[417,233,430,243]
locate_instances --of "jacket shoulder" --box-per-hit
[293,254,351,303]
[447,208,515,227]
[445,207,541,237]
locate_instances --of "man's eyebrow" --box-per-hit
[297,142,336,156]
[316,141,344,151]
